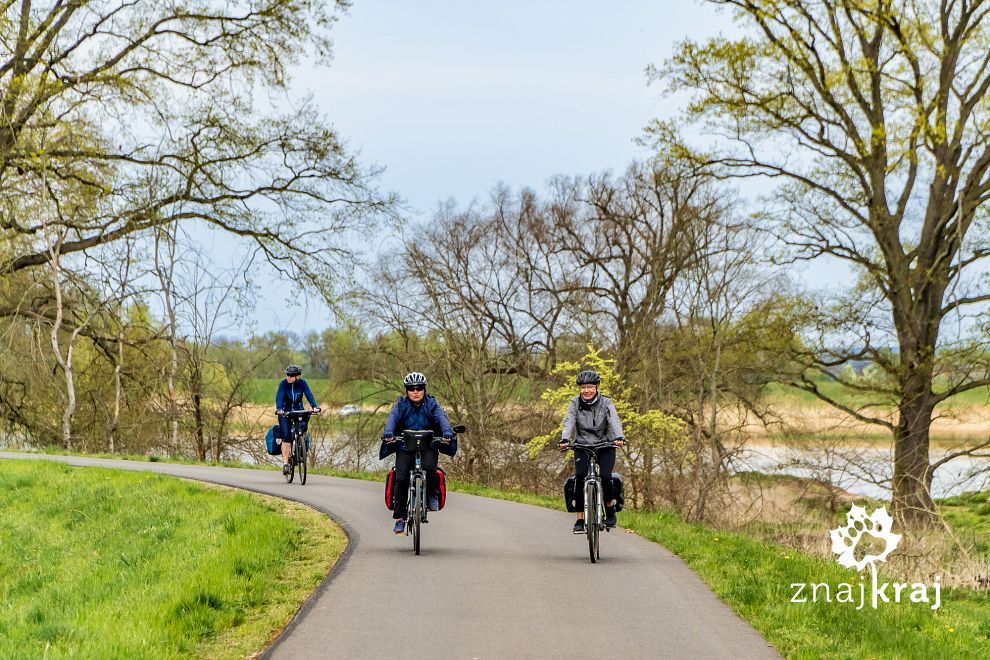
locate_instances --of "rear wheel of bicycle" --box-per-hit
[297,438,307,485]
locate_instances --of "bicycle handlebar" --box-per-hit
[277,409,321,417]
[560,442,619,453]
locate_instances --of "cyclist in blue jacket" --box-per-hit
[380,372,454,534]
[275,364,320,474]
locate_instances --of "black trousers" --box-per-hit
[393,448,439,519]
[573,447,616,511]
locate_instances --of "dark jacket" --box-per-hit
[562,394,624,445]
[275,378,318,412]
[379,394,456,459]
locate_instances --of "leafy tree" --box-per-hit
[654,0,990,528]
[0,0,393,299]
[529,345,685,459]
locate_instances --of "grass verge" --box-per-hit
[0,459,345,659]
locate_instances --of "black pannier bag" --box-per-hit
[610,473,624,512]
[564,473,624,512]
[563,475,580,512]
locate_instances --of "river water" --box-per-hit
[739,445,990,500]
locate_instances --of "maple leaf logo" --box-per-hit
[829,505,901,572]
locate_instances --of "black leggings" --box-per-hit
[573,447,616,511]
[393,449,440,519]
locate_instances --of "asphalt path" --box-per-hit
[1,453,780,659]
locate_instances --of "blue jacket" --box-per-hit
[379,394,456,459]
[275,378,318,412]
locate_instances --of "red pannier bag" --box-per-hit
[385,466,448,510]
[385,467,395,510]
[436,467,447,510]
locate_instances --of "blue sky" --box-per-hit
[254,1,741,332]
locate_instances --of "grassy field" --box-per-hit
[244,378,397,407]
[0,460,346,659]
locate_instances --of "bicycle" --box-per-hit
[563,442,616,563]
[278,409,320,485]
[390,424,465,555]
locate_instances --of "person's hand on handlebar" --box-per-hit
[614,438,626,447]
[441,434,452,445]
[383,434,396,444]
[276,409,285,417]
[312,407,321,414]
[558,439,571,450]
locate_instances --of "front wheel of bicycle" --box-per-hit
[297,438,307,485]
[586,481,599,563]
[413,479,423,555]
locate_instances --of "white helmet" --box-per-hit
[403,372,427,387]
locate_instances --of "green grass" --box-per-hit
[937,491,990,560]
[0,460,346,659]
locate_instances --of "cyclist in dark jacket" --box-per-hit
[381,372,454,535]
[275,365,320,474]
[558,370,625,532]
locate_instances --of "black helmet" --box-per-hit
[285,364,303,376]
[576,370,601,385]
[403,372,427,387]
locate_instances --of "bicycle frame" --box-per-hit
[282,410,314,485]
[566,443,614,563]
[387,424,465,555]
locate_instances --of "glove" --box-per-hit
[313,407,321,413]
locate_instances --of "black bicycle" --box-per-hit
[279,409,319,485]
[392,425,465,555]
[564,442,616,563]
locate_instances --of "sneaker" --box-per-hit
[572,519,585,534]
[392,519,405,535]
[428,495,440,511]
[282,463,290,475]
[605,509,617,528]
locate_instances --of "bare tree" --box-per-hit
[656,0,990,528]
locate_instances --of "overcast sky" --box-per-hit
[251,1,741,333]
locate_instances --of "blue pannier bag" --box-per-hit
[265,425,282,456]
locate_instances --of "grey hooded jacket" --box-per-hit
[562,395,624,445]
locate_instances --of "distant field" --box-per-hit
[244,378,396,407]
[763,381,990,409]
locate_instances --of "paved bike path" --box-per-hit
[1,454,780,659]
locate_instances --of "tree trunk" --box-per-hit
[192,365,206,461]
[892,391,938,528]
[109,323,124,453]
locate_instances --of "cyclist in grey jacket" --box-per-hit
[558,370,625,532]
